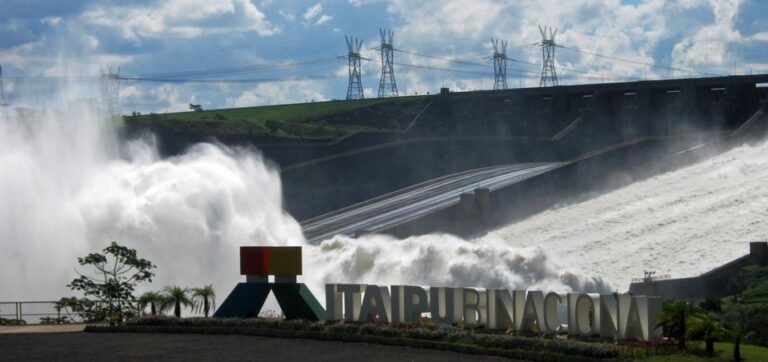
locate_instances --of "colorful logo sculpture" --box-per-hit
[213,246,662,341]
[214,246,325,320]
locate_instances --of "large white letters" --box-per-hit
[430,287,463,324]
[324,284,661,341]
[359,285,392,322]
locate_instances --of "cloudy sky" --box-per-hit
[0,0,766,113]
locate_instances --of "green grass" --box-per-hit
[639,342,768,361]
[160,98,390,123]
[125,96,430,139]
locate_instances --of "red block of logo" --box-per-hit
[240,246,270,275]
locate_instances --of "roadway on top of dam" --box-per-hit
[301,162,564,244]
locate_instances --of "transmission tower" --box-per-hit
[489,38,508,90]
[100,66,120,118]
[536,25,559,87]
[343,36,365,100]
[376,28,398,98]
[0,64,7,107]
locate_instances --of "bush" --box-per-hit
[39,316,72,325]
[0,317,27,326]
[115,317,618,359]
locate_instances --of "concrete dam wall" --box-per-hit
[124,75,768,225]
[628,242,768,300]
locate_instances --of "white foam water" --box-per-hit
[481,139,768,290]
[1,69,764,307]
[0,93,304,300]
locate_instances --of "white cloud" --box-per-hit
[749,32,768,42]
[671,0,742,71]
[303,2,333,26]
[41,17,62,26]
[383,0,758,83]
[316,15,333,26]
[83,35,99,50]
[304,3,323,21]
[83,0,279,43]
[150,84,189,113]
[0,42,36,68]
[278,9,295,21]
[236,80,326,106]
[0,19,23,31]
[347,0,381,7]
[121,85,143,99]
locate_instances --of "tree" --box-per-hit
[162,286,193,318]
[656,300,694,350]
[687,313,727,355]
[189,103,203,112]
[65,242,155,324]
[138,291,164,315]
[191,285,216,317]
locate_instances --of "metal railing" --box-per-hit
[0,301,76,324]
[630,275,671,283]
[0,300,138,324]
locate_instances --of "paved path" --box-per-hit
[0,332,510,361]
[0,324,85,334]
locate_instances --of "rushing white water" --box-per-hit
[1,72,765,308]
[0,77,605,305]
[0,96,304,301]
[482,139,768,290]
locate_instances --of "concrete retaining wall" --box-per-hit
[628,242,768,300]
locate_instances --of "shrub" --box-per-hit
[39,316,72,325]
[111,317,620,359]
[0,317,26,326]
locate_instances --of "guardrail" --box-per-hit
[0,301,72,324]
[0,300,138,324]
[630,275,671,283]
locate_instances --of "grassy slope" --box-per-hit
[640,342,768,361]
[161,98,390,122]
[126,96,428,139]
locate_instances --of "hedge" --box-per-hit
[85,317,619,361]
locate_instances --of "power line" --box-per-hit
[117,74,344,84]
[364,52,537,77]
[126,58,337,79]
[394,62,489,77]
[556,64,641,82]
[393,48,487,68]
[558,45,721,77]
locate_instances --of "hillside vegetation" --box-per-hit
[124,96,430,140]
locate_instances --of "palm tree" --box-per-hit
[656,300,694,350]
[138,291,164,315]
[191,285,216,317]
[161,286,193,318]
[687,312,727,355]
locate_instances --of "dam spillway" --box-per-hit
[129,74,768,242]
[301,162,563,244]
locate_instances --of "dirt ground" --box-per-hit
[0,332,512,361]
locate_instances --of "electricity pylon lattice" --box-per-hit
[100,66,120,118]
[536,25,559,87]
[0,64,7,107]
[343,36,365,100]
[490,38,508,90]
[376,28,398,98]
